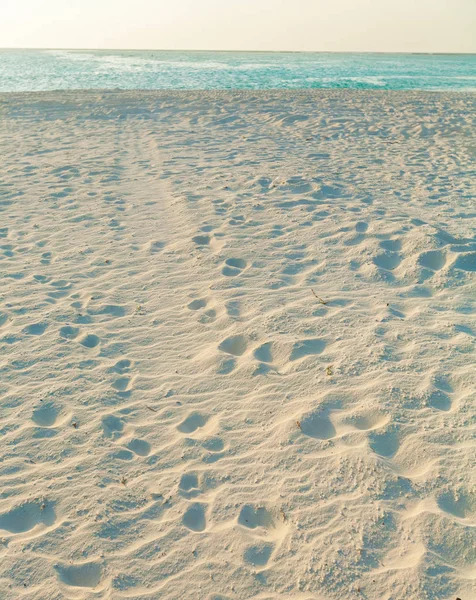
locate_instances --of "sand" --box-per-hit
[0,90,474,600]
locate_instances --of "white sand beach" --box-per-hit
[0,90,474,600]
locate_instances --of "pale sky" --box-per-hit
[1,0,475,53]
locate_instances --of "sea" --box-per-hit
[0,49,475,92]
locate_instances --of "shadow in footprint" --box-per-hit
[418,250,446,271]
[290,339,326,361]
[112,377,131,393]
[428,390,452,412]
[32,403,59,427]
[373,252,402,271]
[254,342,273,363]
[188,299,207,311]
[243,543,274,567]
[219,335,247,356]
[177,412,209,434]
[217,357,236,374]
[150,241,164,254]
[222,258,247,277]
[59,326,79,339]
[238,505,274,529]
[0,502,56,534]
[355,221,369,233]
[55,562,102,588]
[369,430,400,458]
[80,334,100,348]
[182,503,206,532]
[111,359,132,374]
[453,253,476,272]
[102,415,125,440]
[179,473,201,499]
[192,235,210,246]
[24,323,48,336]
[300,408,336,440]
[380,239,402,252]
[199,309,217,323]
[127,438,151,456]
[437,491,474,519]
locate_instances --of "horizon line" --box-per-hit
[1,47,476,56]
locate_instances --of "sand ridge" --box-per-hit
[0,91,475,599]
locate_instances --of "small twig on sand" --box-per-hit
[311,289,329,305]
[146,405,158,413]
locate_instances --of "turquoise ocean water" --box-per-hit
[0,49,475,92]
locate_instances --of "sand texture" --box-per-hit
[0,90,475,600]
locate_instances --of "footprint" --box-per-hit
[222,257,247,277]
[34,274,51,283]
[243,543,274,567]
[127,438,151,456]
[355,221,369,233]
[290,339,326,361]
[253,342,273,364]
[202,437,224,453]
[182,503,206,532]
[252,362,272,377]
[299,408,336,440]
[345,410,388,431]
[379,239,402,252]
[112,377,132,392]
[270,225,286,237]
[50,279,72,290]
[102,415,125,440]
[373,252,402,271]
[217,357,236,375]
[188,298,207,311]
[368,429,400,458]
[225,300,242,318]
[112,449,134,461]
[192,235,210,246]
[418,250,446,271]
[437,490,474,520]
[344,234,366,247]
[177,412,209,434]
[80,334,100,348]
[179,473,201,499]
[238,505,274,529]
[41,252,52,265]
[0,502,56,534]
[111,359,132,374]
[199,309,217,324]
[453,252,476,272]
[433,374,453,393]
[218,335,248,356]
[150,241,164,254]
[428,390,452,412]
[56,562,102,588]
[32,403,59,427]
[88,304,126,318]
[59,325,79,339]
[23,323,47,336]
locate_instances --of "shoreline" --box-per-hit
[2,87,476,96]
